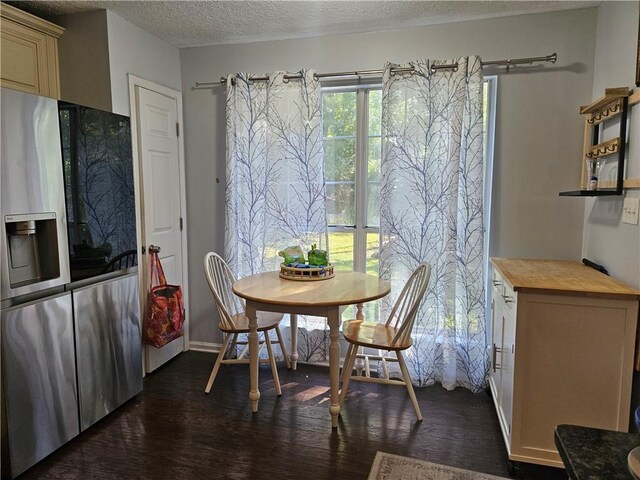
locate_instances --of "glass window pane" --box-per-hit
[341,302,379,322]
[367,137,381,181]
[323,138,356,182]
[323,92,357,137]
[366,182,380,227]
[326,183,355,225]
[328,231,354,271]
[368,90,382,136]
[366,232,379,276]
[483,81,488,132]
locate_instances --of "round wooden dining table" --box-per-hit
[233,270,390,428]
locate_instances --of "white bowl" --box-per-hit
[628,446,640,480]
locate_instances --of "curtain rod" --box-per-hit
[193,52,557,88]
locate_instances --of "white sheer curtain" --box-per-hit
[225,70,329,362]
[379,56,487,392]
[225,70,328,277]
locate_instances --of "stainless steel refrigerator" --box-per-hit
[1,88,142,479]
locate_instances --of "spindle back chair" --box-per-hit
[204,252,290,395]
[339,263,431,420]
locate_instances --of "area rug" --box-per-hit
[367,452,507,480]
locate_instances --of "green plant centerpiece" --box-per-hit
[277,246,305,266]
[307,244,328,267]
[278,244,334,281]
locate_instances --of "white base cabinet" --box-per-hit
[489,258,639,468]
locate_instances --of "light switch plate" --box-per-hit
[622,197,639,225]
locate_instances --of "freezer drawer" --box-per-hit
[73,273,142,430]
[1,292,79,478]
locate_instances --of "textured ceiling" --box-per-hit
[11,1,599,48]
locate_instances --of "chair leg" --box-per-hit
[275,325,291,369]
[264,330,282,396]
[340,343,356,386]
[205,333,232,394]
[354,346,365,377]
[339,343,358,406]
[381,352,389,380]
[397,350,422,421]
[228,333,239,358]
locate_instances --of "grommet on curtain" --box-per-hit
[414,67,427,82]
[428,60,435,76]
[406,63,417,79]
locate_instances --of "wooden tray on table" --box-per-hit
[279,263,334,281]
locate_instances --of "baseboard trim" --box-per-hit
[189,341,222,353]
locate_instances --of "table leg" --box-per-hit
[354,303,365,376]
[246,303,260,413]
[327,306,341,428]
[290,313,298,370]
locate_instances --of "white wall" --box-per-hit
[54,10,182,117]
[581,1,640,289]
[55,10,112,111]
[106,11,182,116]
[180,8,597,344]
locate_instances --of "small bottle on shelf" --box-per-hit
[585,158,602,191]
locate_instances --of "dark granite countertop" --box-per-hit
[555,424,640,480]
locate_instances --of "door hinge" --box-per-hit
[180,217,183,231]
[176,122,180,137]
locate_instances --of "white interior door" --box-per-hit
[135,85,185,372]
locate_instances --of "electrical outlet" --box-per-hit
[622,197,639,225]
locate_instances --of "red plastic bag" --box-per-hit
[143,251,184,348]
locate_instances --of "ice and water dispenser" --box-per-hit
[5,213,61,289]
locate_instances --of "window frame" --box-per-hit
[483,75,498,339]
[322,83,381,274]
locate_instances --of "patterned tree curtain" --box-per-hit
[225,70,328,277]
[379,56,487,392]
[225,70,329,361]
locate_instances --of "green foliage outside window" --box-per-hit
[323,88,382,275]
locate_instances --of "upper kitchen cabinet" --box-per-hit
[0,3,64,98]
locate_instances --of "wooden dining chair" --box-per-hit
[339,263,432,421]
[204,252,290,395]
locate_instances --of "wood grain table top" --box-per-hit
[491,258,640,299]
[233,271,391,307]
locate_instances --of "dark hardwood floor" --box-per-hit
[22,352,567,479]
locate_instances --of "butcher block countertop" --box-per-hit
[490,258,640,300]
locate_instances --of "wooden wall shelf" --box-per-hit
[586,98,624,126]
[559,190,622,197]
[579,87,629,114]
[586,137,620,159]
[560,87,638,196]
